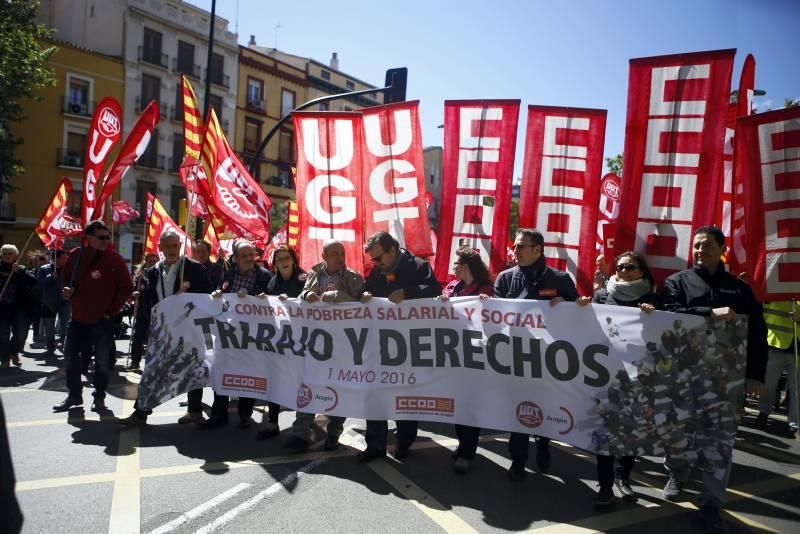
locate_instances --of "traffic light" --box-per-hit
[383,67,408,104]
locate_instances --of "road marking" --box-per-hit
[6,411,186,429]
[148,482,252,534]
[108,376,141,534]
[722,510,780,533]
[194,459,326,534]
[0,388,46,394]
[16,471,117,491]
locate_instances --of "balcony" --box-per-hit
[0,200,15,221]
[246,98,265,112]
[136,153,165,171]
[57,148,84,168]
[136,97,168,114]
[205,68,230,89]
[168,157,182,174]
[172,57,201,79]
[138,45,168,69]
[61,97,94,118]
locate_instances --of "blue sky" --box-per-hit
[194,0,799,177]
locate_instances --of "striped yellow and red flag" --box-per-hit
[181,75,203,162]
[144,196,193,258]
[34,178,82,248]
[287,200,299,248]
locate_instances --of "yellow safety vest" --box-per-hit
[763,301,799,350]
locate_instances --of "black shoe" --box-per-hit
[237,417,254,429]
[127,361,141,371]
[698,503,727,534]
[755,413,768,427]
[53,396,83,412]
[198,417,227,429]
[324,435,340,451]
[357,448,386,462]
[285,436,310,452]
[91,397,107,413]
[663,474,684,501]
[256,424,280,440]
[394,445,410,460]
[508,461,526,482]
[118,412,147,428]
[536,441,551,473]
[593,486,615,508]
[615,478,638,502]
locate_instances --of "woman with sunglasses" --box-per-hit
[255,245,307,440]
[439,247,494,474]
[578,251,656,508]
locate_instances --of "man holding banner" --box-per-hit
[358,232,441,461]
[494,228,580,481]
[660,225,767,533]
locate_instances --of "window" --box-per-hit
[246,78,263,109]
[171,134,183,172]
[135,181,157,223]
[176,40,195,75]
[244,118,261,154]
[210,53,224,85]
[138,128,159,168]
[343,106,353,112]
[142,28,164,66]
[320,69,331,81]
[278,129,294,165]
[281,89,295,117]
[208,94,223,120]
[141,73,160,111]
[66,76,91,115]
[67,190,82,217]
[63,131,86,167]
[170,185,184,222]
[319,102,329,111]
[174,82,183,121]
[346,80,354,90]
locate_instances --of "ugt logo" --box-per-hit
[516,401,544,428]
[296,383,313,409]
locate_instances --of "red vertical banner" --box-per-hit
[82,97,122,224]
[615,49,735,283]
[294,112,365,273]
[737,107,800,300]
[435,100,520,280]
[519,106,606,295]
[361,101,433,257]
[596,173,621,253]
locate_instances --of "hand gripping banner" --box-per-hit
[615,49,735,283]
[361,101,433,258]
[293,112,365,272]
[82,97,122,224]
[138,293,748,480]
[435,100,520,280]
[736,106,800,300]
[519,105,607,295]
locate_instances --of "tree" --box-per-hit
[509,197,520,236]
[785,98,800,109]
[0,0,56,194]
[605,153,623,176]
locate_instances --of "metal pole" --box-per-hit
[202,0,216,124]
[793,300,799,440]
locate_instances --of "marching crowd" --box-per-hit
[1,221,799,534]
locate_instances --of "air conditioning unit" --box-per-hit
[70,103,83,114]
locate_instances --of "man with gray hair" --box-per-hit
[281,240,365,450]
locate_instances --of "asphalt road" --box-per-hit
[2,338,799,534]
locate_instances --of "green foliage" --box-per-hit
[785,98,800,109]
[0,0,56,193]
[270,200,288,236]
[605,153,623,177]
[509,197,520,236]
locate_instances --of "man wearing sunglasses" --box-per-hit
[54,220,132,413]
[494,228,580,481]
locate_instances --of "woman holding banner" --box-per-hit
[578,250,656,508]
[439,247,494,474]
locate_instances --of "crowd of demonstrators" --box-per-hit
[0,244,36,368]
[193,239,223,290]
[438,247,495,474]
[757,301,799,438]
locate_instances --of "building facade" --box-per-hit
[1,39,125,250]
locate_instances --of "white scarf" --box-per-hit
[605,275,652,305]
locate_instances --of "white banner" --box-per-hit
[140,294,747,477]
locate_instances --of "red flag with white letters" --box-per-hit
[519,105,607,295]
[361,101,433,257]
[82,97,122,224]
[435,100,520,280]
[35,178,83,248]
[596,173,621,253]
[615,49,735,283]
[293,112,365,272]
[111,200,139,224]
[736,106,800,300]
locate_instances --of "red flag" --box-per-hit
[202,222,221,262]
[435,100,520,280]
[82,97,122,224]
[519,105,607,295]
[361,101,433,257]
[615,49,735,283]
[737,106,800,300]
[597,173,622,253]
[263,224,288,269]
[144,196,193,259]
[95,101,160,211]
[294,111,365,272]
[145,192,155,221]
[111,200,140,224]
[35,178,82,248]
[179,161,210,218]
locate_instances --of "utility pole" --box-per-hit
[196,0,216,239]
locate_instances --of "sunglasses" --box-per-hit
[616,263,639,272]
[92,234,111,241]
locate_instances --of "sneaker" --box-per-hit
[508,461,526,482]
[697,503,727,534]
[393,444,410,460]
[256,423,280,440]
[324,435,340,451]
[615,478,638,502]
[453,457,470,474]
[357,448,386,462]
[177,411,203,424]
[536,441,551,473]
[285,436,310,452]
[10,354,21,366]
[53,396,83,412]
[755,413,768,427]
[663,474,684,501]
[592,486,615,508]
[118,413,148,428]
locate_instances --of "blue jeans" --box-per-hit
[64,319,114,398]
[55,302,71,341]
[665,455,732,508]
[759,347,799,431]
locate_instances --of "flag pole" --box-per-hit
[179,163,197,286]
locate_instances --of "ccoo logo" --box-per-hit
[516,401,544,428]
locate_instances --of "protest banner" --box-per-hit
[139,293,747,478]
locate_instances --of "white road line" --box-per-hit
[108,372,141,534]
[194,459,326,534]
[148,482,252,534]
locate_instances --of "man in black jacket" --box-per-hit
[357,232,441,462]
[495,228,579,481]
[119,230,212,426]
[660,225,767,533]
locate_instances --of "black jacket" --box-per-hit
[494,257,579,301]
[660,265,768,382]
[141,258,212,311]
[266,267,306,298]
[218,265,272,295]
[365,248,441,299]
[593,288,657,308]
